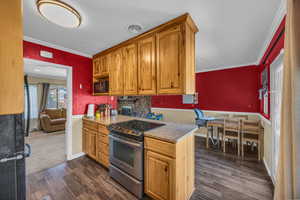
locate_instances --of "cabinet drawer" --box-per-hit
[99,134,109,144]
[83,120,98,131]
[82,127,98,135]
[98,125,109,135]
[145,137,176,158]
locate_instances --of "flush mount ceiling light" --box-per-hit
[36,0,81,28]
[128,24,143,34]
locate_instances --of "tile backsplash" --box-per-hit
[117,96,151,118]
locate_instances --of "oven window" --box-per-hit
[113,140,135,167]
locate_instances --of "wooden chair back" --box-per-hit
[241,120,261,135]
[224,118,240,132]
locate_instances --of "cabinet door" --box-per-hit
[145,150,174,200]
[138,35,156,95]
[0,0,23,115]
[93,58,100,76]
[99,54,110,75]
[123,44,138,95]
[109,49,124,95]
[156,25,182,94]
[82,129,88,154]
[88,132,97,159]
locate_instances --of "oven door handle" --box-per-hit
[109,135,143,148]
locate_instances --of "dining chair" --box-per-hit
[223,118,241,155]
[241,120,262,160]
[206,118,225,149]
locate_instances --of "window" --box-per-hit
[46,85,67,109]
[24,84,38,119]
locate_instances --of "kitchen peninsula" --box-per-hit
[82,115,197,200]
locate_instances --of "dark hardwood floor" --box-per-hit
[26,136,273,200]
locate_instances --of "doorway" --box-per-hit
[270,50,284,181]
[23,58,73,174]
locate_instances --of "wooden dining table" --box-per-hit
[205,117,264,159]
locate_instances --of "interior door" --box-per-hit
[156,25,182,94]
[123,43,138,95]
[138,35,156,95]
[270,52,284,179]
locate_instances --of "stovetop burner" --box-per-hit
[108,120,165,141]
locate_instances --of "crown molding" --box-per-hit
[256,0,286,65]
[196,62,257,73]
[23,36,92,58]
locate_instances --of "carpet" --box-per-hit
[25,131,66,175]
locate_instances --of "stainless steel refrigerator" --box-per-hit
[0,76,31,200]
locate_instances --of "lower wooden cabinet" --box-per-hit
[145,150,174,200]
[144,135,195,200]
[83,119,110,168]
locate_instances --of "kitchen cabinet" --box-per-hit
[144,135,195,200]
[92,13,198,96]
[88,131,97,160]
[82,129,88,154]
[82,118,110,168]
[156,25,182,94]
[145,150,174,200]
[93,54,110,77]
[138,35,156,95]
[0,0,24,115]
[123,43,138,95]
[109,49,124,95]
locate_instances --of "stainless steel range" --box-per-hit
[108,120,165,199]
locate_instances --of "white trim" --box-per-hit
[259,114,272,125]
[263,157,275,185]
[151,107,272,125]
[202,109,258,116]
[72,114,84,119]
[24,58,74,161]
[256,0,286,64]
[196,63,256,73]
[151,107,195,112]
[152,107,258,116]
[24,36,92,58]
[69,152,85,160]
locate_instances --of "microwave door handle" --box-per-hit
[109,135,142,148]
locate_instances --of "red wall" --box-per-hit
[23,41,116,115]
[152,65,260,112]
[258,16,286,119]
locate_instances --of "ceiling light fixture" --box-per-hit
[36,0,81,28]
[128,24,143,34]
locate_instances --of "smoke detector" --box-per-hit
[128,24,143,34]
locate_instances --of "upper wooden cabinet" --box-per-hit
[138,35,157,95]
[123,43,138,95]
[109,49,124,95]
[93,54,110,77]
[92,13,198,96]
[156,25,182,94]
[0,0,24,115]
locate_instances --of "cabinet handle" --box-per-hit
[171,82,174,88]
[165,166,168,172]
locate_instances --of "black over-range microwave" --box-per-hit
[94,78,109,93]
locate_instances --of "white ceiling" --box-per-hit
[24,63,67,80]
[24,0,283,72]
